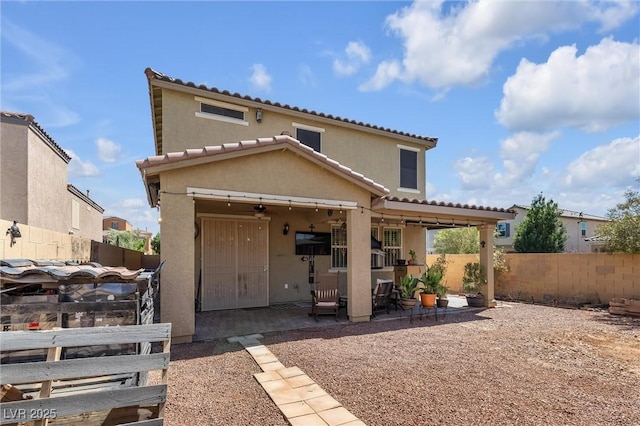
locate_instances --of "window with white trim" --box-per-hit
[293,122,324,152]
[580,222,587,236]
[496,222,510,238]
[71,199,80,229]
[383,228,402,267]
[399,147,418,190]
[331,225,347,269]
[194,96,248,125]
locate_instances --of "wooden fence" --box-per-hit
[0,323,171,426]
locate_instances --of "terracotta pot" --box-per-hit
[420,293,436,308]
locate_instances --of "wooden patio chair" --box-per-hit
[310,273,340,321]
[372,279,394,316]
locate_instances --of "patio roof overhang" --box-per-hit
[371,196,516,229]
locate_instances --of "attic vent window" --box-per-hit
[194,96,249,126]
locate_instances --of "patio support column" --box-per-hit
[159,184,196,343]
[347,206,372,322]
[478,224,496,308]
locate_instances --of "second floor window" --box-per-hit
[581,222,587,236]
[111,222,119,230]
[399,148,418,190]
[293,122,324,152]
[497,223,510,238]
[201,102,244,120]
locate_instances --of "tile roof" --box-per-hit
[381,195,515,214]
[136,134,389,196]
[0,111,71,162]
[0,259,143,284]
[67,184,105,213]
[144,68,438,146]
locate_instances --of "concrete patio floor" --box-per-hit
[194,295,474,341]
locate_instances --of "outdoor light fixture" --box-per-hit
[256,108,263,123]
[481,240,486,248]
[283,222,290,235]
[6,220,21,247]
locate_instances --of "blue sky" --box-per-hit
[2,1,639,236]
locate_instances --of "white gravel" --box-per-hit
[159,303,640,425]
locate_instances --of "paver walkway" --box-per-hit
[229,333,366,426]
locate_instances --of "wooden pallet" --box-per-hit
[609,298,640,317]
[0,323,171,425]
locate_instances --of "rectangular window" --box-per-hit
[581,222,587,236]
[71,199,80,229]
[383,228,402,267]
[200,102,244,120]
[194,96,248,125]
[111,221,119,230]
[497,222,510,238]
[293,122,324,152]
[331,226,348,269]
[399,148,418,190]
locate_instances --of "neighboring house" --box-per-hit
[495,205,609,253]
[0,112,104,241]
[102,216,154,255]
[136,68,515,343]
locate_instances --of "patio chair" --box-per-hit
[372,279,394,316]
[310,273,340,321]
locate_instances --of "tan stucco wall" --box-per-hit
[0,121,29,224]
[158,148,377,338]
[427,253,639,304]
[0,219,91,261]
[26,127,70,233]
[160,88,427,198]
[1,120,102,240]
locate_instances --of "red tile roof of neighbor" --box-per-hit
[144,68,438,146]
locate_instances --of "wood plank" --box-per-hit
[0,324,171,351]
[0,385,166,424]
[2,353,169,385]
[34,345,62,426]
[0,301,138,315]
[47,406,160,426]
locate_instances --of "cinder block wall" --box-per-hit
[428,253,640,305]
[1,219,91,261]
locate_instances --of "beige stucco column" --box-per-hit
[478,224,496,308]
[347,207,372,322]
[159,185,196,343]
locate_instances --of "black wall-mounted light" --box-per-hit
[283,222,290,235]
[256,108,263,123]
[480,240,486,248]
[6,220,21,247]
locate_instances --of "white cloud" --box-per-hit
[333,41,371,76]
[359,60,402,91]
[361,0,637,91]
[249,64,272,92]
[454,156,495,190]
[564,135,640,188]
[496,38,640,132]
[298,64,317,87]
[96,137,121,163]
[65,149,99,177]
[495,131,559,186]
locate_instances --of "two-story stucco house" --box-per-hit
[495,205,609,253]
[0,112,104,242]
[136,68,515,343]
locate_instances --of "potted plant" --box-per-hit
[462,262,487,307]
[399,274,419,309]
[436,282,450,308]
[418,268,441,308]
[408,249,418,265]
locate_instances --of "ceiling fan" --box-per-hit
[253,205,267,219]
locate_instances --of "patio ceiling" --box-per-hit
[371,196,516,229]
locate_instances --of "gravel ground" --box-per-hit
[161,303,640,425]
